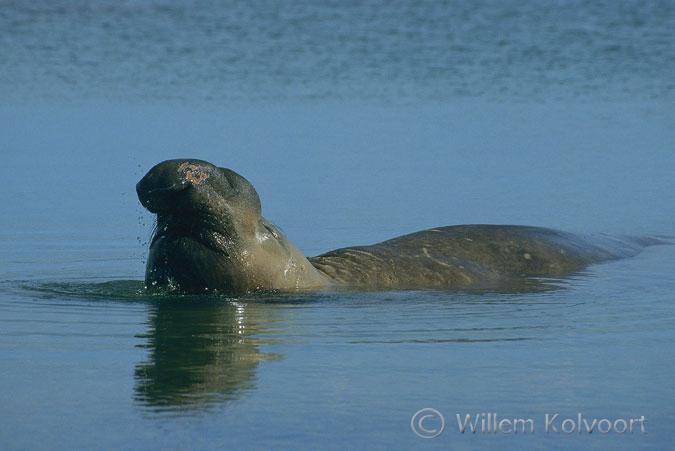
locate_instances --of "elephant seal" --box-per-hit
[137,159,659,294]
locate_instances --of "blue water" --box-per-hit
[1,1,674,449]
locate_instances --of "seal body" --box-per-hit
[137,159,657,294]
[310,225,645,290]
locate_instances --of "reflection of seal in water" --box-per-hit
[137,159,659,294]
[135,300,277,412]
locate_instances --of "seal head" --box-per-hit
[137,159,328,293]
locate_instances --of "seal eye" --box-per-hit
[262,222,279,239]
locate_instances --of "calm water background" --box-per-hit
[1,1,674,449]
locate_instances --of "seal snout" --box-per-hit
[137,160,210,214]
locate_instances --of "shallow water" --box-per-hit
[1,1,674,449]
